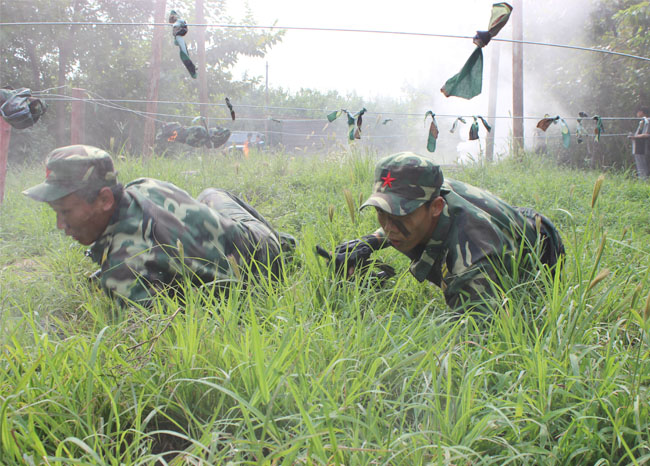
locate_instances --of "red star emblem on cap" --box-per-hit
[381,171,396,188]
[45,168,52,179]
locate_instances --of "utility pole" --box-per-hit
[486,42,500,162]
[143,0,167,156]
[265,61,269,147]
[196,0,208,120]
[512,0,524,154]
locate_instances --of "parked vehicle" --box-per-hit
[226,131,265,155]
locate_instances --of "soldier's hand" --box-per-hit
[332,238,376,277]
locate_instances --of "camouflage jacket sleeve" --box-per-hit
[442,255,504,313]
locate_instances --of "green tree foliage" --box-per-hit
[528,0,649,169]
[0,0,282,161]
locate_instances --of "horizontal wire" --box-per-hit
[34,94,641,122]
[1,21,648,62]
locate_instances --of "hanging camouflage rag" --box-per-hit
[469,117,479,140]
[536,115,570,148]
[169,10,197,78]
[450,116,467,133]
[592,115,604,142]
[157,121,231,148]
[536,115,560,132]
[0,88,47,130]
[225,97,236,121]
[382,118,393,125]
[352,107,366,140]
[468,116,491,140]
[576,112,588,143]
[441,2,513,100]
[559,118,570,148]
[327,108,367,140]
[424,111,439,152]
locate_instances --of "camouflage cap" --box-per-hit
[23,145,117,202]
[360,152,445,216]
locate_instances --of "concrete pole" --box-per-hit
[512,0,524,154]
[143,0,167,156]
[0,119,10,205]
[486,42,501,162]
[265,61,269,147]
[70,88,86,145]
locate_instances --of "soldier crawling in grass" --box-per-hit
[332,152,565,314]
[24,145,294,307]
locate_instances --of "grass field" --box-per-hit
[1,148,649,465]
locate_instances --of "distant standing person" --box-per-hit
[630,107,650,180]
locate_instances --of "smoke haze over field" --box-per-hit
[227,0,605,158]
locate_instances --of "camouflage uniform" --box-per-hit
[24,145,286,307]
[157,122,231,149]
[361,152,564,313]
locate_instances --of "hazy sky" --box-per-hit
[227,0,499,99]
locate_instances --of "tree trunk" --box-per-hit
[24,42,42,89]
[55,40,70,146]
[143,0,167,157]
[196,0,208,120]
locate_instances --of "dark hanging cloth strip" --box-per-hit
[424,110,439,153]
[225,97,236,121]
[169,10,197,78]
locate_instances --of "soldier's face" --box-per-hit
[48,192,109,246]
[376,198,444,253]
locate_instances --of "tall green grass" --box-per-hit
[1,149,649,464]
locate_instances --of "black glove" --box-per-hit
[315,235,395,282]
[331,235,389,275]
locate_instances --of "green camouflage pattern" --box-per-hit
[0,87,47,130]
[88,179,284,306]
[360,152,446,216]
[393,178,563,313]
[23,145,117,202]
[158,122,231,148]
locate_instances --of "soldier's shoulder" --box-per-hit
[125,178,192,198]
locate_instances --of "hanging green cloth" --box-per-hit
[441,3,513,100]
[424,111,439,152]
[327,108,366,140]
[592,115,604,142]
[576,112,588,143]
[469,117,480,140]
[559,118,570,148]
[441,48,484,100]
[327,109,343,122]
[468,116,491,140]
[478,115,492,133]
[169,10,197,79]
[450,117,466,133]
[351,108,366,140]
